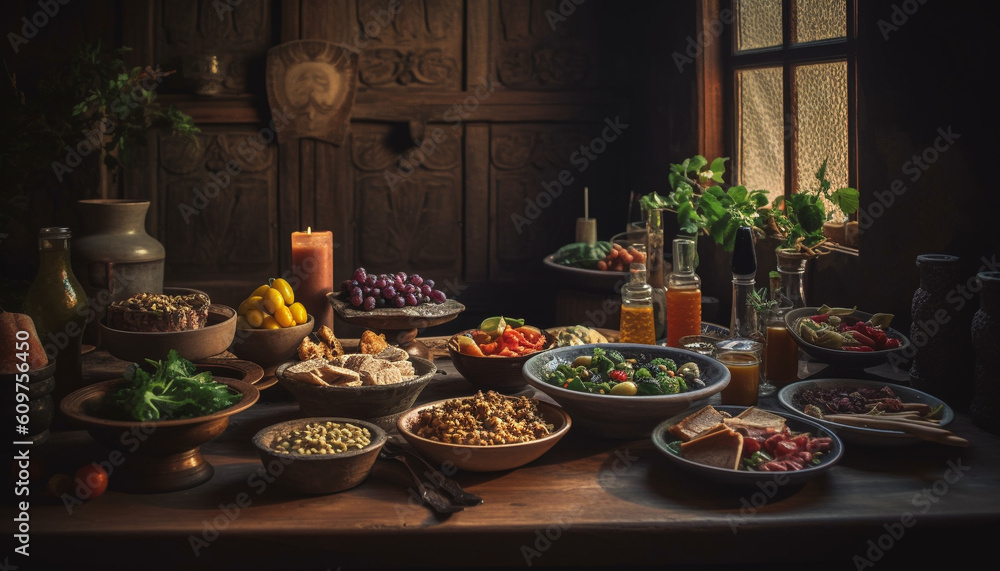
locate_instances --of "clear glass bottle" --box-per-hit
[619,244,657,345]
[645,207,668,341]
[775,249,809,309]
[665,237,701,347]
[729,227,758,339]
[22,227,90,405]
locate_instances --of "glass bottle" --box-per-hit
[22,227,90,406]
[764,274,799,388]
[619,244,657,345]
[729,227,758,339]
[665,237,701,347]
[775,249,809,309]
[645,207,668,341]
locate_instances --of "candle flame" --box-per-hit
[307,227,312,234]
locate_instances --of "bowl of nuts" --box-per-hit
[395,391,571,472]
[252,417,387,494]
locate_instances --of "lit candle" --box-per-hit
[291,227,334,331]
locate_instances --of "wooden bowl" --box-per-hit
[447,329,556,394]
[229,315,315,368]
[99,304,237,364]
[252,417,386,494]
[274,356,437,431]
[59,376,259,492]
[396,396,571,472]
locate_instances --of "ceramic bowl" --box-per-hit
[100,304,238,364]
[777,378,955,446]
[252,417,386,494]
[59,376,259,492]
[521,343,731,439]
[273,356,437,430]
[396,396,571,472]
[228,315,315,368]
[651,405,843,487]
[784,307,911,369]
[447,328,557,394]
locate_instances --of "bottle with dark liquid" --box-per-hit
[22,227,90,406]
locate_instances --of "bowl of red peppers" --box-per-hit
[448,316,556,393]
[784,306,911,369]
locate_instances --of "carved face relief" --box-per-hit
[266,40,358,145]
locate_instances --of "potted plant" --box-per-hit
[0,42,199,310]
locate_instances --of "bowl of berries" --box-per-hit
[329,268,465,360]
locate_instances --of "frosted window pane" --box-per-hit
[794,61,849,217]
[794,0,847,44]
[738,67,785,201]
[736,0,782,52]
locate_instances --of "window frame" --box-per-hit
[705,0,858,201]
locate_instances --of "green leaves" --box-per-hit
[106,350,240,422]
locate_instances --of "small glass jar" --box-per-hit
[619,244,657,345]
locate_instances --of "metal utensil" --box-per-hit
[382,440,484,506]
[379,446,464,514]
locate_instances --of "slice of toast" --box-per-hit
[679,427,744,470]
[668,405,728,442]
[283,359,361,386]
[724,406,787,431]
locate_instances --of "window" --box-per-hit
[721,0,857,216]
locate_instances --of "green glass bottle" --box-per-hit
[22,227,90,405]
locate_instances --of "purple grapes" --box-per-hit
[343,268,448,311]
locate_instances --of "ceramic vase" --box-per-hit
[909,254,973,408]
[72,199,166,344]
[971,271,1000,433]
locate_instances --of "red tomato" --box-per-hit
[74,464,109,500]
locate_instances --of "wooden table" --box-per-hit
[9,341,1000,570]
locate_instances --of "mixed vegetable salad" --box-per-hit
[542,347,704,396]
[794,305,901,352]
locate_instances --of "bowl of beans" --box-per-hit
[396,391,572,472]
[252,417,387,494]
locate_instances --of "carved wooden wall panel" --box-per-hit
[490,123,619,278]
[355,0,463,90]
[155,0,274,95]
[492,0,609,91]
[157,129,278,296]
[349,123,463,279]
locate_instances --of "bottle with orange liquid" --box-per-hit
[619,244,657,345]
[665,237,701,347]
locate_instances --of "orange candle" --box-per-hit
[291,227,333,331]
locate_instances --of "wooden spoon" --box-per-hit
[819,413,969,447]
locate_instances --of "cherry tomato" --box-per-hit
[273,305,295,328]
[262,287,285,314]
[74,464,109,500]
[774,439,799,457]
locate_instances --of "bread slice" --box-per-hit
[668,405,728,442]
[283,358,361,387]
[679,427,744,470]
[724,407,787,431]
[376,346,409,362]
[356,357,402,386]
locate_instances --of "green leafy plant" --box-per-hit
[640,155,770,251]
[103,350,241,422]
[641,155,859,256]
[769,159,859,253]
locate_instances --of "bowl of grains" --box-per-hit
[252,417,387,494]
[396,391,571,472]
